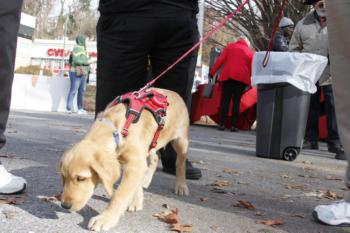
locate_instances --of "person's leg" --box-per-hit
[0,0,26,194]
[151,13,201,180]
[95,14,152,116]
[231,80,247,131]
[323,85,345,159]
[218,80,233,130]
[77,76,87,112]
[304,85,321,149]
[313,0,350,226]
[66,71,80,112]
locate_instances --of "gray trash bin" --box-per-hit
[256,83,310,161]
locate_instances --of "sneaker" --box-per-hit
[313,200,350,226]
[77,109,87,115]
[65,109,72,114]
[303,140,319,150]
[0,165,27,195]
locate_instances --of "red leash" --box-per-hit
[140,0,251,91]
[262,0,287,67]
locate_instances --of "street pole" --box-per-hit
[61,15,68,77]
[197,0,205,67]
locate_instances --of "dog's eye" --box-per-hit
[77,176,87,182]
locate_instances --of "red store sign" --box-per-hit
[47,48,97,58]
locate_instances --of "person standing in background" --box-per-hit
[289,0,346,160]
[209,37,254,132]
[0,0,27,195]
[313,0,350,225]
[66,34,89,115]
[272,17,294,52]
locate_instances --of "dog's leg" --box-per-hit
[143,150,159,188]
[88,156,147,232]
[127,185,144,212]
[171,138,189,196]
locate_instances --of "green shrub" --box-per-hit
[15,65,53,76]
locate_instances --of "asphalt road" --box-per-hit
[0,110,348,233]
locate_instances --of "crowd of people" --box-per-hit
[0,0,350,228]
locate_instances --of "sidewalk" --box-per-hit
[0,110,347,233]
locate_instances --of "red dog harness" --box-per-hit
[111,89,168,150]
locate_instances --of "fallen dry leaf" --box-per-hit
[323,190,343,200]
[223,169,240,175]
[163,209,180,224]
[38,193,61,202]
[211,180,230,187]
[256,219,283,226]
[162,203,170,209]
[0,195,26,205]
[280,174,290,179]
[291,214,305,218]
[233,200,256,209]
[170,223,193,232]
[211,188,228,194]
[325,175,342,181]
[210,225,220,231]
[200,197,209,202]
[286,184,306,190]
[255,211,265,216]
[153,210,172,220]
[302,160,312,164]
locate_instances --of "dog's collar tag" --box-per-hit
[113,130,119,145]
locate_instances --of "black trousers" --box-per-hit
[0,0,23,163]
[96,11,199,166]
[96,11,199,114]
[219,79,247,127]
[305,84,340,145]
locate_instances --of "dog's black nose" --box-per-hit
[61,202,72,209]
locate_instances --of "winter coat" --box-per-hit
[289,11,331,86]
[70,35,90,75]
[209,39,254,86]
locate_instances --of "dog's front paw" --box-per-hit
[88,213,119,232]
[175,183,189,196]
[127,188,143,212]
[127,200,143,212]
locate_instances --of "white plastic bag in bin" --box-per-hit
[252,52,328,94]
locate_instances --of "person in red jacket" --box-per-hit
[209,37,254,131]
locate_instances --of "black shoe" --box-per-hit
[160,145,202,180]
[303,140,319,150]
[163,160,202,180]
[230,126,239,132]
[217,125,225,131]
[335,152,347,160]
[328,144,344,154]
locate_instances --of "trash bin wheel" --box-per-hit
[283,147,299,161]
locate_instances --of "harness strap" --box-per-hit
[121,113,136,137]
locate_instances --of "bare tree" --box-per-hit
[205,0,309,50]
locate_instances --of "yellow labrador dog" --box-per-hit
[60,88,189,232]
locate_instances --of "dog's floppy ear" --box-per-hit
[91,152,120,197]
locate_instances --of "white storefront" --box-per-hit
[11,13,97,113]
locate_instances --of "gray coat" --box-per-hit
[289,11,331,86]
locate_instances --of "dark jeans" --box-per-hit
[305,84,340,145]
[0,0,22,163]
[219,79,247,127]
[66,71,87,111]
[96,11,199,164]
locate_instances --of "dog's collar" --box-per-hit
[96,118,119,145]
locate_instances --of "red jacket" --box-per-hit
[210,39,254,85]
